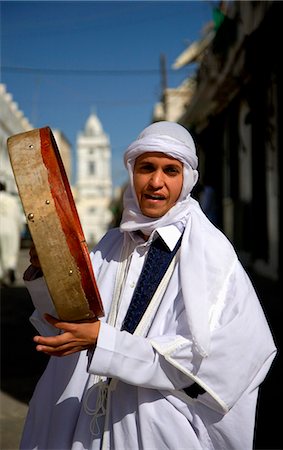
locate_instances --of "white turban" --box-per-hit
[120,121,199,235]
[120,121,237,358]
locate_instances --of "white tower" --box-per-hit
[76,112,112,247]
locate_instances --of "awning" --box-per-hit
[172,29,215,69]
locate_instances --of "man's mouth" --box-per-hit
[144,193,166,201]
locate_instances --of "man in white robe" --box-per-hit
[20,121,276,450]
[0,181,25,285]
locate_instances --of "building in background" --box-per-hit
[0,84,74,247]
[0,85,72,191]
[75,111,112,247]
[0,84,33,247]
[152,78,196,123]
[0,83,33,193]
[52,129,72,183]
[156,1,281,282]
[0,84,114,250]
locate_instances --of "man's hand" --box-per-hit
[33,314,101,357]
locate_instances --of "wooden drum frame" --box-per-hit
[7,127,104,321]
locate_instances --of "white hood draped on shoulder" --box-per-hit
[120,121,237,357]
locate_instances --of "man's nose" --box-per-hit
[149,170,164,188]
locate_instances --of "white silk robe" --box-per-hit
[20,226,276,450]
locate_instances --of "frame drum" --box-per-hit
[7,127,104,321]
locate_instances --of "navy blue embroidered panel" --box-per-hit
[121,235,182,334]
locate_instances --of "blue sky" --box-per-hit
[1,0,215,188]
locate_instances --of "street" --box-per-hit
[0,250,49,449]
[0,250,282,449]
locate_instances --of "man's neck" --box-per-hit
[137,230,149,241]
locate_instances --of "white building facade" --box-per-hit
[76,112,112,247]
[52,129,72,183]
[0,83,33,193]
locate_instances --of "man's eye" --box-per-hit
[165,167,180,175]
[139,164,154,172]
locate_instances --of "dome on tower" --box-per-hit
[84,112,103,136]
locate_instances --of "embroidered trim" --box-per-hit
[107,236,132,328]
[169,355,226,412]
[134,252,179,337]
[121,236,181,334]
[150,339,229,413]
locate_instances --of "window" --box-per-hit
[88,161,95,175]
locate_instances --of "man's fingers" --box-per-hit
[35,341,86,357]
[33,332,73,347]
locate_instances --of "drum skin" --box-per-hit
[7,127,104,321]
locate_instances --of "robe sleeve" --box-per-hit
[188,263,277,413]
[88,261,276,415]
[89,321,197,391]
[25,277,59,336]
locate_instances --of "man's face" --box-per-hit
[133,152,183,218]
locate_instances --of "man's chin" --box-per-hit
[141,208,167,219]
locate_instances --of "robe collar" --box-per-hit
[129,224,182,252]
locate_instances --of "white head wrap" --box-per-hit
[120,121,199,235]
[120,121,237,357]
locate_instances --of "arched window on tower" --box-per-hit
[88,161,96,175]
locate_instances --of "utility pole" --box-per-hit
[160,53,168,118]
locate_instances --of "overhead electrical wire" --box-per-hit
[1,65,186,77]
